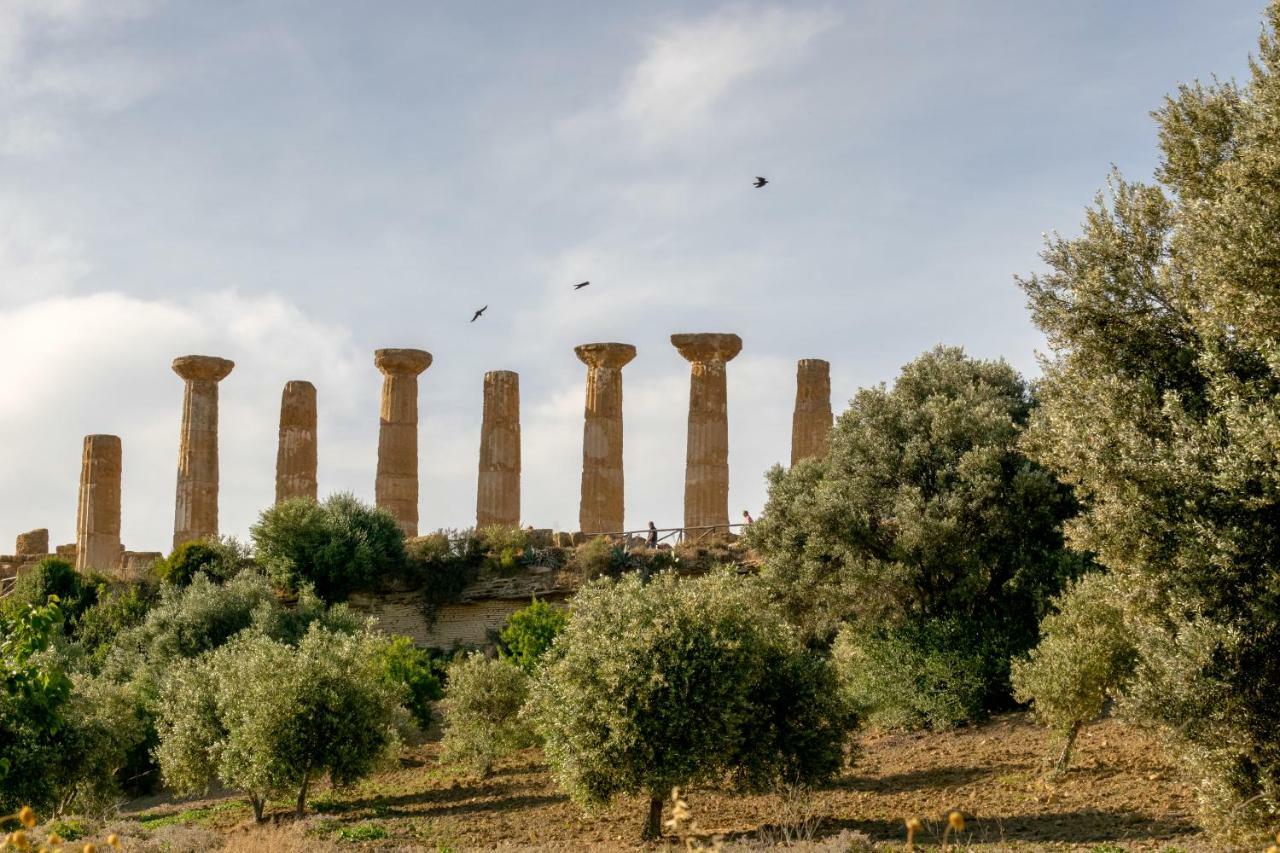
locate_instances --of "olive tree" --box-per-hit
[156,625,403,820]
[1011,572,1136,773]
[439,653,535,776]
[747,346,1083,723]
[527,570,854,840]
[1015,4,1280,838]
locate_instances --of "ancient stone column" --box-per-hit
[14,529,48,557]
[374,348,432,536]
[575,343,637,535]
[476,371,521,529]
[671,333,742,536]
[276,380,318,504]
[76,434,122,572]
[791,359,833,466]
[172,355,234,550]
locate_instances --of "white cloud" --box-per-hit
[618,5,838,146]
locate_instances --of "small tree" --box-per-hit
[1012,572,1136,773]
[156,625,403,820]
[379,636,443,730]
[498,598,568,673]
[2,558,94,630]
[527,571,854,840]
[153,537,250,587]
[251,493,407,601]
[439,653,534,776]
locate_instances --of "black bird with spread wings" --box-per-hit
[573,281,590,290]
[753,176,768,188]
[471,305,487,323]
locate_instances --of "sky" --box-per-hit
[0,0,1265,554]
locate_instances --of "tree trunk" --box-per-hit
[1054,721,1082,774]
[642,796,664,841]
[250,794,265,823]
[296,773,311,818]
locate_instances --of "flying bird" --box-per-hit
[573,281,590,290]
[753,176,768,188]
[471,305,487,323]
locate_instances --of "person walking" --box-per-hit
[646,521,658,549]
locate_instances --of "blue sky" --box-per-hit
[0,0,1264,553]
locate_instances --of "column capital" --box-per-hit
[671,333,742,364]
[574,342,637,370]
[172,355,234,382]
[375,348,433,376]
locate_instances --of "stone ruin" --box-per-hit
[3,336,837,588]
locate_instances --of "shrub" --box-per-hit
[405,531,484,620]
[569,536,632,579]
[379,636,443,730]
[72,581,157,663]
[832,619,989,731]
[480,526,530,574]
[251,493,407,601]
[1012,572,1135,772]
[153,537,250,587]
[528,570,855,840]
[439,653,534,776]
[3,558,95,630]
[498,598,568,674]
[156,626,403,821]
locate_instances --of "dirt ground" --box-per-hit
[123,713,1217,851]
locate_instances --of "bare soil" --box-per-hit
[128,713,1215,851]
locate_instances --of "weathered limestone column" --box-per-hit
[15,529,48,557]
[276,380,318,504]
[791,359,833,466]
[76,434,122,572]
[476,371,521,529]
[671,333,742,536]
[575,343,636,534]
[375,348,432,536]
[172,355,234,550]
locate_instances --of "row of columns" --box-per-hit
[65,337,835,571]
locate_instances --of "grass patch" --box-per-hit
[47,818,87,841]
[336,822,389,842]
[136,800,245,829]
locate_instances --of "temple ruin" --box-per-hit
[76,434,122,573]
[575,342,636,534]
[476,370,521,529]
[672,333,742,536]
[791,358,833,465]
[276,380,318,504]
[172,355,234,550]
[375,348,432,537]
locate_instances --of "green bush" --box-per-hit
[379,636,443,730]
[528,571,855,840]
[72,582,157,662]
[479,526,530,574]
[405,530,484,619]
[1012,572,1136,772]
[498,598,568,674]
[439,653,534,777]
[832,619,990,731]
[251,493,407,601]
[156,625,404,821]
[153,537,250,587]
[569,536,631,579]
[3,558,95,630]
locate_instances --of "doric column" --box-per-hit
[671,333,742,536]
[476,371,521,529]
[374,348,432,536]
[575,343,636,535]
[172,355,234,550]
[76,434,122,572]
[276,380,318,504]
[791,358,833,466]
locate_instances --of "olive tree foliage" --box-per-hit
[1015,5,1280,837]
[527,570,854,841]
[439,653,535,777]
[746,347,1082,722]
[156,626,404,821]
[1011,572,1136,773]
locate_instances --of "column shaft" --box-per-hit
[791,359,833,466]
[476,371,521,528]
[672,333,742,537]
[374,349,432,537]
[276,380,318,503]
[77,434,122,572]
[172,355,233,550]
[575,343,636,535]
